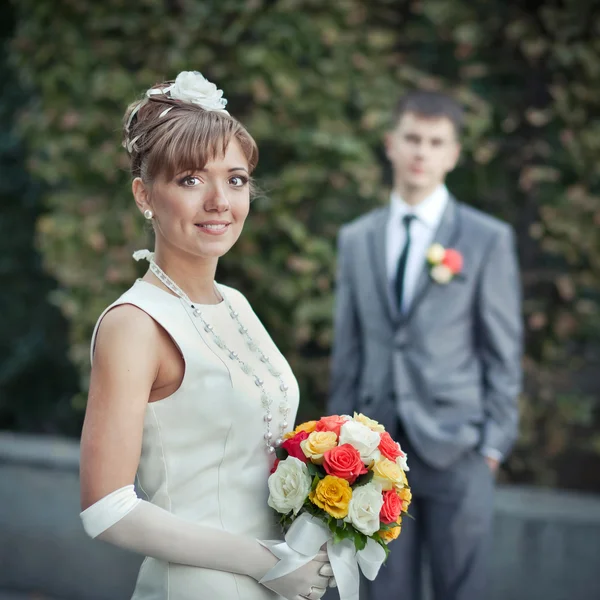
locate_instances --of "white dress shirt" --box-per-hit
[386,184,449,313]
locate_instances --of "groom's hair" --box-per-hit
[392,90,465,137]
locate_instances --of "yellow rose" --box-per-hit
[353,412,385,433]
[301,431,338,464]
[309,475,352,519]
[393,468,409,491]
[397,486,412,512]
[379,517,402,544]
[283,420,317,440]
[372,458,403,491]
[427,243,445,264]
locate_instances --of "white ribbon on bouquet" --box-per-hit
[259,512,386,600]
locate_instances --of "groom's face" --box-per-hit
[385,112,461,193]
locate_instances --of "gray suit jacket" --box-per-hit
[328,197,523,469]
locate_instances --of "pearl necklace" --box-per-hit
[134,250,290,454]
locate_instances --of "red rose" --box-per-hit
[442,249,463,274]
[315,415,348,437]
[378,432,403,462]
[380,490,402,524]
[270,458,280,474]
[323,443,368,484]
[281,431,309,463]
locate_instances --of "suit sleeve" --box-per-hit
[328,227,362,416]
[476,225,523,459]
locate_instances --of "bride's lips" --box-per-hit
[195,221,231,236]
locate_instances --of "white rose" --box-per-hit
[339,420,381,464]
[267,456,312,515]
[396,449,410,472]
[344,482,384,536]
[169,71,228,112]
[427,243,446,264]
[430,264,453,284]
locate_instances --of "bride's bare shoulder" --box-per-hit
[94,303,162,359]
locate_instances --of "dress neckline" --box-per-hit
[135,279,225,308]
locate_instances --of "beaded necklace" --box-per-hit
[134,250,290,453]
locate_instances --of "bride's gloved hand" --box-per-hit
[80,485,336,598]
[253,549,333,600]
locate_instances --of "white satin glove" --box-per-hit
[260,550,333,600]
[81,486,283,580]
[80,485,334,597]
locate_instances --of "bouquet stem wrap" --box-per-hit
[259,513,386,600]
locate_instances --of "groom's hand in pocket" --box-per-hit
[484,456,499,473]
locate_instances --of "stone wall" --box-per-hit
[2,432,600,600]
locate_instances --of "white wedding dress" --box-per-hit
[91,279,300,599]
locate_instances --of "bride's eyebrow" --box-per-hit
[198,167,249,174]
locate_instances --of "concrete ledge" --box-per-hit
[2,432,600,600]
[0,433,141,600]
[0,432,80,471]
[494,484,600,523]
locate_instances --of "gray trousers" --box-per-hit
[366,423,495,600]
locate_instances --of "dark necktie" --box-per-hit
[395,214,416,312]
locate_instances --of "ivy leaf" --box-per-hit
[352,530,367,551]
[332,525,353,544]
[353,470,374,487]
[306,461,321,478]
[275,447,289,461]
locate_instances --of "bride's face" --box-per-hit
[135,139,251,261]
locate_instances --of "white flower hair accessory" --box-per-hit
[160,71,228,112]
[124,71,229,152]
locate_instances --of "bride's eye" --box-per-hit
[178,175,201,187]
[229,175,249,188]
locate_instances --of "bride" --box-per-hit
[79,71,333,600]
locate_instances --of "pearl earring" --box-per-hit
[144,209,153,220]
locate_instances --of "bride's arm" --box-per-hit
[80,305,332,597]
[80,305,276,578]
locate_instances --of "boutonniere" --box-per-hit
[426,243,463,284]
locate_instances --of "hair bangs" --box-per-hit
[142,110,258,183]
[144,112,225,182]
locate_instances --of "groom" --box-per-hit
[328,90,523,600]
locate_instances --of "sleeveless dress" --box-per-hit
[91,279,300,600]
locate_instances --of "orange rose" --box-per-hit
[323,443,368,484]
[315,415,348,437]
[378,432,403,462]
[380,490,402,524]
[442,248,463,274]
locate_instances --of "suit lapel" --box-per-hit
[368,207,396,324]
[403,197,461,323]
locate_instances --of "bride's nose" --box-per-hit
[204,182,230,213]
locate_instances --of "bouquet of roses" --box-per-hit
[260,413,411,599]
